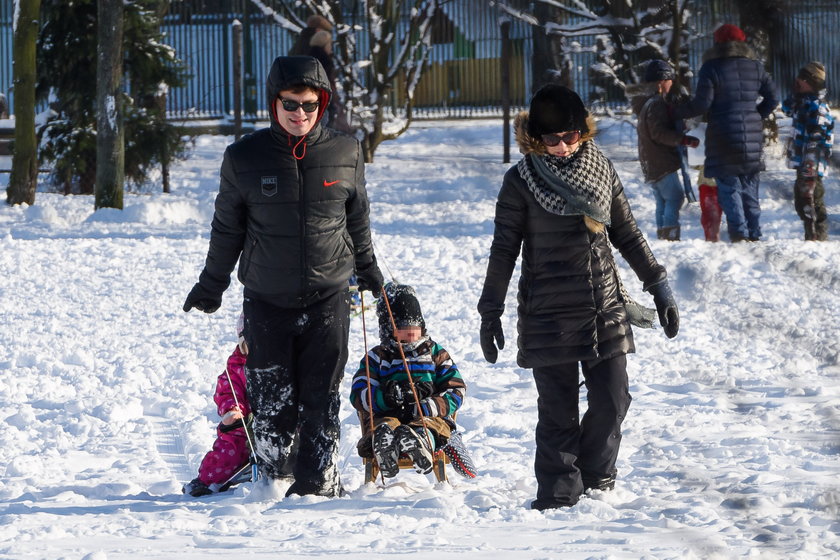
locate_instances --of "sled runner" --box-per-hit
[182,460,253,497]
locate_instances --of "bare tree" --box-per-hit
[493,0,698,102]
[6,0,41,206]
[95,0,125,210]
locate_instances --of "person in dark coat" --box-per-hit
[289,14,333,56]
[674,23,779,242]
[183,55,384,498]
[307,29,345,130]
[478,85,679,510]
[627,59,700,241]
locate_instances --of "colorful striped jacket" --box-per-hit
[782,91,835,177]
[349,337,465,423]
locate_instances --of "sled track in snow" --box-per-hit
[148,414,195,484]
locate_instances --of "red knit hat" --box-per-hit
[713,24,746,43]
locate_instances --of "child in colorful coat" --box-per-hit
[350,283,467,478]
[782,61,835,241]
[183,318,251,497]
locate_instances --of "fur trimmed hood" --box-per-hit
[513,111,598,156]
[702,40,757,63]
[512,111,608,234]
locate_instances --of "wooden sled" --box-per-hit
[363,448,450,484]
[359,411,457,484]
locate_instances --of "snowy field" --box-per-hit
[1,116,839,559]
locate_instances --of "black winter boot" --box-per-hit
[182,478,212,497]
[582,472,616,492]
[394,425,434,474]
[372,424,399,478]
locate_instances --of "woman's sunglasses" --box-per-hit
[278,98,320,113]
[541,131,581,147]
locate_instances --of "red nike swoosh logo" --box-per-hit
[323,180,340,187]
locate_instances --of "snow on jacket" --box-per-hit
[477,113,667,368]
[197,55,377,308]
[197,346,250,486]
[349,337,465,425]
[674,41,778,178]
[627,83,686,183]
[782,91,835,177]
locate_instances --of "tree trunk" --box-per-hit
[95,0,125,210]
[669,0,691,94]
[533,3,573,91]
[6,0,41,206]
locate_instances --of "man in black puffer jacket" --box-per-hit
[674,23,778,242]
[184,56,383,497]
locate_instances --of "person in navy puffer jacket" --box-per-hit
[674,24,779,242]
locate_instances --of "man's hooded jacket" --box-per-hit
[197,56,377,308]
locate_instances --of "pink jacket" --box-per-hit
[213,345,250,418]
[197,346,251,486]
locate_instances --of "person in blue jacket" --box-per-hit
[674,24,779,242]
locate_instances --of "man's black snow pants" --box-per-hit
[243,289,350,497]
[531,355,631,509]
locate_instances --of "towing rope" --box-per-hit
[379,287,437,456]
[358,291,383,484]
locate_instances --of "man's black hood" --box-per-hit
[266,55,333,138]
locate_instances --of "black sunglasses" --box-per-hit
[541,131,581,147]
[278,98,320,113]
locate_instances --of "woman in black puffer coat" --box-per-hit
[478,85,679,510]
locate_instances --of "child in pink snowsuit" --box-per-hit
[183,327,252,496]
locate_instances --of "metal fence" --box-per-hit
[0,0,12,114]
[1,0,839,120]
[160,1,535,120]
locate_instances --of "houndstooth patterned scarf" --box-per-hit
[517,140,656,328]
[517,140,614,225]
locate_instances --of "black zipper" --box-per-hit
[297,159,306,295]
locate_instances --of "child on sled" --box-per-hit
[183,315,252,497]
[349,283,474,479]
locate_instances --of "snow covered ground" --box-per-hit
[1,116,838,559]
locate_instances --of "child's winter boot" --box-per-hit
[372,423,399,478]
[394,425,434,474]
[183,477,212,497]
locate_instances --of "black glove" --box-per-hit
[183,283,222,314]
[413,381,434,400]
[648,281,679,338]
[480,318,505,363]
[356,264,384,298]
[382,381,406,409]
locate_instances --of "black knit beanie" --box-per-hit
[527,84,590,138]
[377,283,426,342]
[644,59,675,83]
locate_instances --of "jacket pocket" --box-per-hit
[240,237,258,280]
